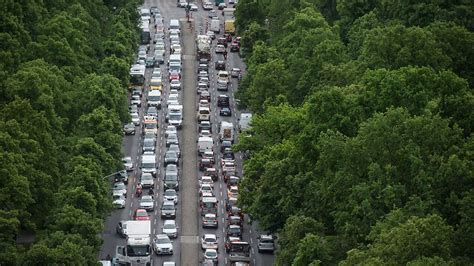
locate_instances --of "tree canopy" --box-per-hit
[0,0,141,263]
[235,0,474,264]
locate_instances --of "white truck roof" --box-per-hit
[122,220,151,236]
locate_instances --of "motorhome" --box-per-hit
[198,136,213,155]
[147,90,161,109]
[167,104,183,129]
[219,121,234,143]
[130,64,146,85]
[115,220,152,266]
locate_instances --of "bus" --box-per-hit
[130,64,145,85]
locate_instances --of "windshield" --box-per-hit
[203,202,217,208]
[164,224,175,229]
[169,114,182,120]
[145,123,156,129]
[230,243,250,252]
[142,162,155,168]
[142,175,152,181]
[149,96,160,101]
[126,245,151,257]
[165,174,177,181]
[114,183,125,190]
[156,238,170,244]
[165,190,176,196]
[162,204,174,210]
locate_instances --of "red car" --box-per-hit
[230,42,240,52]
[134,209,150,220]
[169,72,180,81]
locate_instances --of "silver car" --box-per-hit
[139,195,154,211]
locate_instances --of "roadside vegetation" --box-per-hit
[0,0,141,263]
[235,0,474,264]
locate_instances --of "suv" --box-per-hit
[217,95,229,107]
[215,60,225,70]
[161,200,176,219]
[257,235,275,253]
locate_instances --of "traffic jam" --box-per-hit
[109,1,274,265]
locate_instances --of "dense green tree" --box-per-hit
[72,74,128,123]
[292,234,331,265]
[276,215,325,266]
[360,24,451,70]
[342,215,454,265]
[240,22,269,57]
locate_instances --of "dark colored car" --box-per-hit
[123,123,136,135]
[219,107,232,116]
[217,95,229,107]
[215,60,225,70]
[230,42,240,52]
[217,37,228,47]
[114,170,128,184]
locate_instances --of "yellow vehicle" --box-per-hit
[143,115,158,135]
[150,77,162,91]
[223,8,235,35]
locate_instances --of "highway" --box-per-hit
[99,0,275,265]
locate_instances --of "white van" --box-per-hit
[239,113,252,132]
[198,136,214,155]
[169,19,180,33]
[147,90,161,108]
[197,106,211,121]
[218,71,229,83]
[219,121,234,143]
[168,104,183,129]
[141,154,156,177]
[169,54,181,66]
[210,19,220,33]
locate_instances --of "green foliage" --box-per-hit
[237,1,473,263]
[342,215,454,265]
[0,0,140,262]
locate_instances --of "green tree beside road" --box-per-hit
[235,0,474,264]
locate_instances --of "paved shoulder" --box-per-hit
[180,19,199,266]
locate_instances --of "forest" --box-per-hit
[235,0,474,265]
[0,0,140,264]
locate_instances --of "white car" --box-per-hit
[140,173,155,189]
[112,194,126,208]
[199,129,211,137]
[199,184,213,196]
[165,125,177,137]
[164,189,178,204]
[169,144,181,158]
[153,234,173,255]
[122,156,133,171]
[206,30,216,39]
[215,44,225,53]
[201,234,218,250]
[178,0,187,7]
[113,182,127,197]
[169,89,179,97]
[139,195,155,211]
[203,249,218,262]
[170,79,181,90]
[189,3,198,11]
[162,220,178,239]
[203,3,213,10]
[167,94,179,106]
[131,95,141,106]
[199,176,214,187]
[131,112,140,126]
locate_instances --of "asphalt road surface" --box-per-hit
[99,1,275,265]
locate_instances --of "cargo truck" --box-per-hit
[219,121,234,143]
[223,8,236,35]
[196,35,211,61]
[115,220,152,266]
